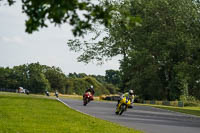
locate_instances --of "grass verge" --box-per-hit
[0,92,142,133]
[136,103,200,117]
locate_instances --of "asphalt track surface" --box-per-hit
[60,98,200,133]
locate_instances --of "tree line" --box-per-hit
[0,63,120,96]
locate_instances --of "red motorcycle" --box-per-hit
[83,92,94,106]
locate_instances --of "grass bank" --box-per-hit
[0,92,142,133]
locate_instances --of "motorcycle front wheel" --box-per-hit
[83,98,88,106]
[119,104,127,115]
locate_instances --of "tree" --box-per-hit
[68,72,78,78]
[44,66,66,93]
[12,64,29,89]
[105,69,121,87]
[104,83,119,94]
[1,0,114,36]
[68,0,200,100]
[82,76,109,95]
[90,74,106,84]
[29,72,50,93]
[0,63,119,95]
[123,0,200,100]
[65,76,110,95]
[67,0,141,63]
[0,67,18,89]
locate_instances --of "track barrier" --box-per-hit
[143,100,184,107]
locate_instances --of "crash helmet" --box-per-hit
[129,90,134,95]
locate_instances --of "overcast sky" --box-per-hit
[0,2,120,75]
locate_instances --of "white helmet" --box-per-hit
[90,85,93,89]
[129,90,134,95]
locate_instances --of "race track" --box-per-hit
[60,98,200,133]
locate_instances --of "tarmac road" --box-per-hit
[60,98,200,133]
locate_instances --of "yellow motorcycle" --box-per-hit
[115,97,131,115]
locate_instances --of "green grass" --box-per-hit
[136,103,200,116]
[0,92,142,133]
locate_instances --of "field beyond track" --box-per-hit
[0,92,142,133]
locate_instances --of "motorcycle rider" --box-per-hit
[84,85,95,100]
[55,90,59,98]
[116,89,134,107]
[45,90,49,96]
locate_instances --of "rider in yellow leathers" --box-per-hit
[116,90,134,114]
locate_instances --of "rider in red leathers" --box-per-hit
[84,85,95,101]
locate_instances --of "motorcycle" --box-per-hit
[55,91,59,98]
[115,97,131,115]
[55,93,58,98]
[83,92,93,106]
[45,91,49,96]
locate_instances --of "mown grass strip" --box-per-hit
[0,92,142,133]
[136,103,200,116]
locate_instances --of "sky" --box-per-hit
[0,2,120,76]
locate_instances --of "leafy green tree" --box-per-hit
[68,72,87,78]
[44,66,66,93]
[65,76,110,95]
[0,67,9,88]
[105,69,121,87]
[90,74,106,84]
[29,73,50,93]
[68,0,200,100]
[12,64,29,89]
[1,62,117,95]
[1,0,114,36]
[67,0,140,92]
[20,63,49,93]
[0,67,18,89]
[68,72,78,78]
[73,78,89,95]
[77,73,87,78]
[104,83,119,94]
[65,79,74,94]
[123,0,200,100]
[83,76,109,95]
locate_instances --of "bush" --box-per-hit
[180,95,200,107]
[64,76,111,96]
[104,83,119,94]
[184,102,200,107]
